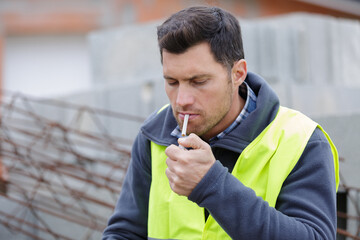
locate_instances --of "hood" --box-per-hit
[140,72,280,153]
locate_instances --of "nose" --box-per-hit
[176,83,195,107]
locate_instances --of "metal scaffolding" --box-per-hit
[337,157,360,240]
[0,91,144,240]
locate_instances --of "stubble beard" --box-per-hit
[173,82,234,138]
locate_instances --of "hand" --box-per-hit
[165,133,216,196]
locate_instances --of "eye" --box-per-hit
[166,79,178,86]
[193,79,207,85]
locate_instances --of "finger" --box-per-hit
[165,168,174,188]
[178,133,208,150]
[165,167,173,181]
[165,144,182,160]
[166,157,176,171]
[165,168,178,191]
[165,168,184,196]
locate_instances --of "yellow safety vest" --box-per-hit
[148,106,339,240]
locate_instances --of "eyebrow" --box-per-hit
[163,74,211,81]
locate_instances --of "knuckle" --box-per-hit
[179,156,189,165]
[165,168,171,180]
[172,186,180,194]
[165,144,176,154]
[169,181,176,192]
[165,146,171,156]
[172,175,181,185]
[175,168,185,179]
[172,164,186,178]
[188,133,197,140]
[204,144,211,151]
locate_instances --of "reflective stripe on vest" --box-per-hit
[148,106,339,240]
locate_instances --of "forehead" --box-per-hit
[162,42,225,78]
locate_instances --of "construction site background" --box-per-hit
[1,0,360,239]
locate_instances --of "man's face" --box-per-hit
[163,42,242,140]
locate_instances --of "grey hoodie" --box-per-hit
[102,72,337,240]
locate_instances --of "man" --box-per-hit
[103,6,339,240]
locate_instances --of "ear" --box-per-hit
[231,59,247,87]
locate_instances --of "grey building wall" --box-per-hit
[82,12,360,188]
[87,13,360,115]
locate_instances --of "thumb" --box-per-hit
[178,133,207,150]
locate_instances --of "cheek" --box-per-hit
[209,87,232,109]
[165,87,175,102]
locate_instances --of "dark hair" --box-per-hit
[157,6,245,70]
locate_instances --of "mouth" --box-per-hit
[178,113,199,120]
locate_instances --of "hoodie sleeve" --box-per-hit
[102,132,150,240]
[188,128,337,240]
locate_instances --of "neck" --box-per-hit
[202,91,245,141]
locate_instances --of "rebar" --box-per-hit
[0,91,143,240]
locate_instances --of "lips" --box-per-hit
[179,113,198,120]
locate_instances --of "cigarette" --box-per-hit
[181,114,189,137]
[179,114,189,150]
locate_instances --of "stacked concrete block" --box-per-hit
[242,13,360,116]
[313,113,360,237]
[88,22,163,86]
[86,13,360,117]
[314,113,360,188]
